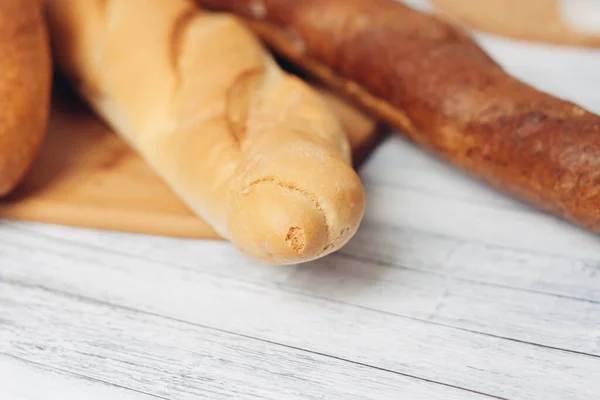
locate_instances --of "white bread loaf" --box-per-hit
[45,0,365,265]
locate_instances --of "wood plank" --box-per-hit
[0,282,488,400]
[0,355,156,400]
[3,221,600,356]
[342,223,600,302]
[361,177,600,260]
[1,229,599,400]
[361,138,536,210]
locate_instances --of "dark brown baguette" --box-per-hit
[196,0,600,233]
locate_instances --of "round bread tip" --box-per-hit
[227,176,364,265]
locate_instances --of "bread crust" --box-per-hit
[196,0,600,234]
[46,0,365,264]
[0,0,52,196]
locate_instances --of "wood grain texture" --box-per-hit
[10,219,599,356]
[0,282,486,400]
[0,79,381,240]
[2,211,600,399]
[0,355,156,400]
[3,146,600,399]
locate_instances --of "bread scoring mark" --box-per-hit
[285,227,305,252]
[170,6,200,91]
[226,68,265,145]
[337,226,350,242]
[245,177,332,253]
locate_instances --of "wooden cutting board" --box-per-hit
[0,81,384,240]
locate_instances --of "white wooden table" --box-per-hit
[2,12,600,400]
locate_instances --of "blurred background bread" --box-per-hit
[431,0,600,47]
[0,0,52,196]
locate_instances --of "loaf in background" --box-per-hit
[0,0,52,196]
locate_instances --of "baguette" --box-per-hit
[196,0,600,234]
[45,0,365,264]
[0,0,52,196]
